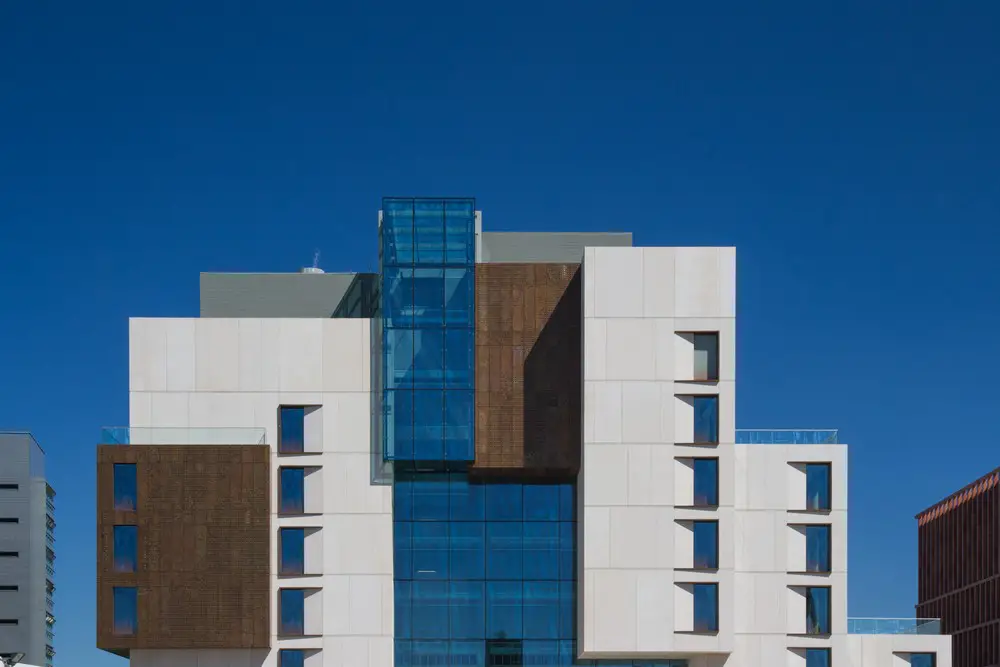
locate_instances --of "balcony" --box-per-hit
[848,618,942,635]
[46,497,55,515]
[46,563,54,577]
[101,426,267,446]
[736,429,839,445]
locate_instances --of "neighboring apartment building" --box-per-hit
[96,197,950,667]
[917,468,1000,667]
[0,433,56,667]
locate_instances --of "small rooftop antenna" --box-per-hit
[301,249,324,274]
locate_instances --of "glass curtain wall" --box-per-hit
[381,198,687,667]
[380,198,476,464]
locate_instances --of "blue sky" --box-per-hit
[2,1,999,664]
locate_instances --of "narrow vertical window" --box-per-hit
[280,588,305,636]
[112,586,137,636]
[693,396,719,443]
[806,463,832,511]
[280,528,305,576]
[692,521,719,569]
[693,583,718,632]
[113,464,137,511]
[693,333,719,381]
[693,458,719,507]
[805,586,831,634]
[910,654,936,667]
[280,468,305,515]
[805,525,831,572]
[806,648,831,667]
[113,526,137,573]
[279,406,306,454]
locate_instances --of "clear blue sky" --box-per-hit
[1,2,998,664]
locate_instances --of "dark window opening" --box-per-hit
[693,333,719,381]
[806,586,831,634]
[0,518,18,523]
[113,464,137,512]
[0,484,18,490]
[280,468,306,515]
[805,525,832,573]
[113,525,138,573]
[112,586,137,636]
[280,528,306,576]
[693,521,719,569]
[693,583,719,632]
[806,463,832,511]
[0,552,18,558]
[279,406,306,454]
[693,458,719,507]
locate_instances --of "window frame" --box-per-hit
[805,647,831,667]
[692,582,719,632]
[112,586,138,637]
[805,463,833,511]
[113,463,138,512]
[692,520,720,570]
[805,585,832,635]
[113,525,138,573]
[278,405,307,455]
[691,457,720,508]
[691,394,719,444]
[804,524,832,574]
[279,527,306,576]
[279,588,307,636]
[279,467,307,515]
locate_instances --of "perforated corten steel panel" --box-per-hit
[96,445,270,655]
[473,263,581,475]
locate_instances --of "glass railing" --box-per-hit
[46,498,55,513]
[46,532,55,545]
[101,426,267,446]
[736,429,839,445]
[46,563,54,577]
[848,618,942,635]
[46,628,54,641]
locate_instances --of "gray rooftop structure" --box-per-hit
[200,272,376,318]
[479,231,632,263]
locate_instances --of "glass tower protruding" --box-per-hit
[380,198,476,464]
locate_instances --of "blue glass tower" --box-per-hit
[379,198,684,666]
[380,198,476,464]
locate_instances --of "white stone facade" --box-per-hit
[120,245,950,667]
[580,246,951,667]
[127,317,391,667]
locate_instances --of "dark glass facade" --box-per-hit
[280,528,305,576]
[805,525,831,573]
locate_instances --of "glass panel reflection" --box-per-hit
[806,464,832,510]
[806,586,831,634]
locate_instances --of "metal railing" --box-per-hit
[46,563,54,577]
[46,497,55,514]
[101,426,267,446]
[847,618,942,635]
[736,429,839,445]
[46,532,55,545]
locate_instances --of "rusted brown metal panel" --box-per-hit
[473,263,582,476]
[917,475,1000,667]
[96,445,270,655]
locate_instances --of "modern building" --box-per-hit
[96,197,950,667]
[0,432,56,667]
[916,467,1000,667]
